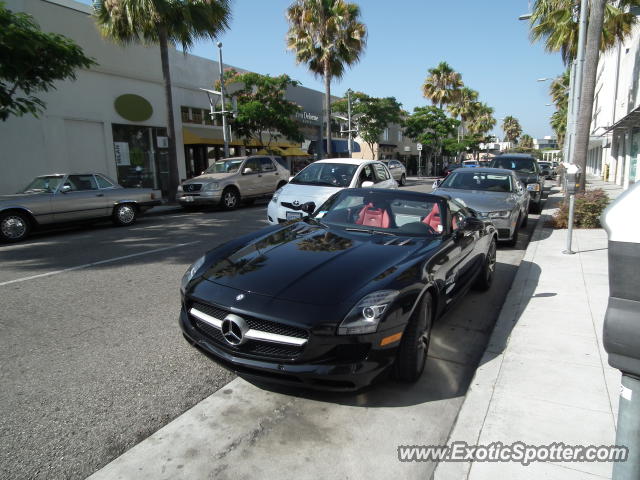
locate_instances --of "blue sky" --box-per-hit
[81,0,566,139]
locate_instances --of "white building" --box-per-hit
[588,9,640,189]
[1,0,327,196]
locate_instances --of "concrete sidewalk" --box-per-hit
[435,183,624,479]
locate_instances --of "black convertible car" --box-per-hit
[179,189,497,391]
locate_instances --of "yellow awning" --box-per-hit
[281,147,310,157]
[256,146,287,155]
[182,127,224,145]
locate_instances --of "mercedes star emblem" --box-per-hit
[235,293,245,301]
[292,200,300,207]
[221,314,248,346]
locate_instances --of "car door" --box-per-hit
[52,174,111,222]
[239,158,262,197]
[372,162,397,188]
[259,157,280,195]
[443,199,478,300]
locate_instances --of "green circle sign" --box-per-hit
[114,94,153,122]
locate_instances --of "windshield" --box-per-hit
[314,190,443,237]
[204,159,243,174]
[491,157,538,173]
[290,162,358,187]
[439,171,513,192]
[21,176,64,193]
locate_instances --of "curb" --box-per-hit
[432,197,555,480]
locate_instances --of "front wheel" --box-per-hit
[399,174,407,186]
[393,292,433,383]
[0,212,30,242]
[221,187,240,210]
[113,204,137,226]
[474,238,497,291]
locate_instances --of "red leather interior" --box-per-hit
[423,203,441,231]
[355,203,391,228]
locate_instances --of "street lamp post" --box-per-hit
[217,42,230,159]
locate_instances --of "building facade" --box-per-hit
[1,0,327,196]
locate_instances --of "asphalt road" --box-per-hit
[0,180,543,479]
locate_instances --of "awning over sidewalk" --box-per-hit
[605,105,640,132]
[182,127,299,148]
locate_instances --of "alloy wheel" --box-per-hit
[224,191,238,209]
[117,205,135,224]
[1,215,27,240]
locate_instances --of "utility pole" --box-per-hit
[217,42,230,159]
[347,89,353,157]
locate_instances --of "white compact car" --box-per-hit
[267,159,397,224]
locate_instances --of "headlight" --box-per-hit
[177,185,183,192]
[481,210,511,219]
[271,187,283,203]
[203,182,220,191]
[338,290,399,335]
[180,255,206,295]
[527,183,541,192]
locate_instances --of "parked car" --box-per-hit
[538,161,555,179]
[381,159,407,186]
[444,163,462,175]
[177,155,289,210]
[267,158,396,225]
[489,154,543,213]
[180,188,497,390]
[462,160,480,168]
[433,168,529,246]
[0,173,161,242]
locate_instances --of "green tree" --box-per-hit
[217,70,303,149]
[549,68,570,147]
[520,134,534,149]
[404,106,459,173]
[530,0,639,64]
[448,87,479,134]
[332,92,403,158]
[286,0,367,157]
[0,3,95,121]
[467,103,496,137]
[422,61,463,109]
[94,0,231,201]
[502,115,523,144]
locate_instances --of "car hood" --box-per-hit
[513,172,539,184]
[202,222,435,305]
[183,172,234,183]
[435,188,517,213]
[278,183,343,207]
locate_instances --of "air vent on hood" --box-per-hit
[382,238,414,246]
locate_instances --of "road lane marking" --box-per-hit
[0,241,200,287]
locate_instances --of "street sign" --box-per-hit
[416,143,422,151]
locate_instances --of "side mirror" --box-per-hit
[361,181,374,188]
[301,202,316,214]
[460,216,484,232]
[60,184,71,193]
[242,167,253,175]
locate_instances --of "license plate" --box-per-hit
[183,195,194,202]
[286,211,303,220]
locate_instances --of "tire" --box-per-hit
[393,291,433,383]
[221,187,240,210]
[399,174,407,186]
[112,203,137,226]
[505,219,519,247]
[474,238,497,291]
[0,211,30,242]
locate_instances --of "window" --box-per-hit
[243,158,261,173]
[66,175,98,191]
[181,106,190,123]
[447,200,467,231]
[95,174,116,189]
[397,130,403,142]
[373,163,390,182]
[358,164,375,185]
[191,108,203,124]
[260,158,275,172]
[382,128,389,141]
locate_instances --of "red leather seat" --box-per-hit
[355,203,391,228]
[423,204,441,231]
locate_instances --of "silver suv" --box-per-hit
[382,160,407,186]
[178,156,289,210]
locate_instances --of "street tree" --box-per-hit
[286,0,367,157]
[332,92,403,159]
[0,3,95,121]
[502,115,523,144]
[422,61,463,109]
[520,134,534,149]
[404,106,459,174]
[550,69,570,147]
[448,87,479,134]
[467,103,496,137]
[216,70,304,150]
[94,0,231,201]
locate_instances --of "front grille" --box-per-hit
[281,202,301,209]
[190,301,308,360]
[183,183,202,192]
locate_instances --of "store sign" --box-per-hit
[113,142,131,166]
[295,111,321,125]
[114,94,153,122]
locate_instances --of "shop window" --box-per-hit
[181,106,190,123]
[191,108,203,124]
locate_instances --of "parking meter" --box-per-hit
[602,182,640,479]
[563,164,581,254]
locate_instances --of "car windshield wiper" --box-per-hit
[345,227,398,236]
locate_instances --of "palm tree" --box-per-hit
[530,0,638,64]
[467,103,496,136]
[502,116,522,144]
[286,0,367,157]
[549,68,570,147]
[520,134,535,149]
[422,61,463,109]
[94,0,231,201]
[448,87,479,136]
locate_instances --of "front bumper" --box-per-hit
[267,200,306,225]
[486,217,515,240]
[179,302,400,391]
[178,191,223,206]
